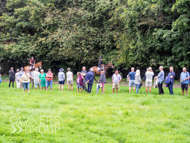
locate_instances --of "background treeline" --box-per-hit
[0,0,189,77]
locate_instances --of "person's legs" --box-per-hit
[116,88,118,93]
[161,82,164,94]
[185,84,188,95]
[136,84,140,94]
[23,83,26,92]
[146,86,148,93]
[158,83,162,94]
[12,80,14,87]
[181,84,184,95]
[149,87,152,93]
[68,84,70,91]
[168,83,173,95]
[9,80,11,87]
[112,88,115,93]
[88,84,92,93]
[27,82,29,92]
[129,80,132,93]
[62,84,64,90]
[80,88,82,93]
[59,84,61,90]
[50,80,53,90]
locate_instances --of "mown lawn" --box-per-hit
[0,81,190,143]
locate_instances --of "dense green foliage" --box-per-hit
[0,0,190,71]
[0,81,190,142]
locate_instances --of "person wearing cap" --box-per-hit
[30,56,35,70]
[58,68,65,91]
[112,69,122,93]
[46,69,53,90]
[128,67,136,93]
[39,69,46,90]
[33,68,40,89]
[66,68,73,91]
[135,69,141,94]
[145,67,154,93]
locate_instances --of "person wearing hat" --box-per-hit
[58,68,65,91]
[30,56,35,70]
[46,69,53,90]
[98,57,104,70]
[112,69,122,93]
[135,69,141,94]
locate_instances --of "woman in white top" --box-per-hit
[15,69,21,88]
[33,68,40,89]
[21,68,31,92]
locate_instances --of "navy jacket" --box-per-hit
[168,71,175,83]
[85,71,94,84]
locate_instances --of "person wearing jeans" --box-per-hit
[128,67,136,93]
[21,68,31,92]
[155,66,165,94]
[85,68,94,93]
[168,67,175,95]
[46,69,53,90]
[81,66,87,91]
[135,69,141,94]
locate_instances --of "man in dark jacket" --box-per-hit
[9,67,15,87]
[168,67,175,95]
[85,68,94,93]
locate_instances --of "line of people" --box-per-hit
[125,66,189,95]
[2,66,190,95]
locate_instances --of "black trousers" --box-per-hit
[9,80,14,87]
[158,82,164,94]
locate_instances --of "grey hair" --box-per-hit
[131,67,134,71]
[67,68,71,71]
[40,69,44,72]
[90,68,94,72]
[148,67,152,70]
[159,66,163,69]
[82,66,86,70]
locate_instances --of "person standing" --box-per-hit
[168,67,175,95]
[99,69,106,93]
[21,68,31,92]
[30,56,35,70]
[81,66,87,91]
[180,67,189,95]
[128,67,136,93]
[85,68,94,93]
[33,68,40,89]
[135,69,141,94]
[46,69,53,90]
[66,68,73,91]
[39,69,46,90]
[76,72,83,93]
[30,69,34,89]
[112,69,122,93]
[145,67,154,93]
[9,67,15,88]
[155,66,165,94]
[20,67,24,89]
[15,69,21,88]
[58,68,65,91]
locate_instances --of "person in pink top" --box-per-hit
[46,69,53,90]
[76,72,83,93]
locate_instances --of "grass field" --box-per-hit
[0,81,190,143]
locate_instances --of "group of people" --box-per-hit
[0,63,189,95]
[119,66,189,95]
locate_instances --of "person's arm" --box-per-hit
[88,74,94,83]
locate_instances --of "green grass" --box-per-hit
[0,81,190,143]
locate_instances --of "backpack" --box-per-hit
[165,75,171,85]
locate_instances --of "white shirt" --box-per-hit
[145,71,154,82]
[66,71,73,81]
[33,71,40,84]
